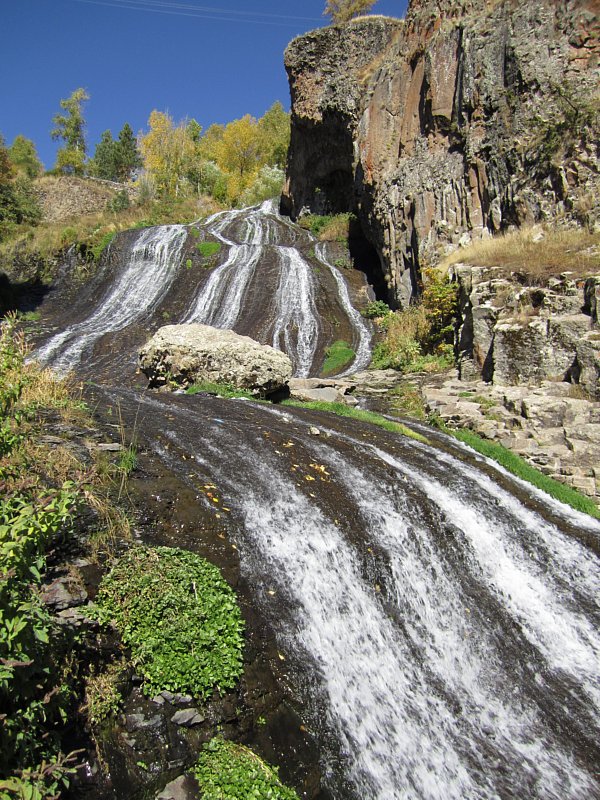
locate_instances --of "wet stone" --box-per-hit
[41,578,87,611]
[155,774,199,800]
[170,708,205,727]
[125,713,164,733]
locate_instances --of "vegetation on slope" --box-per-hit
[0,315,132,798]
[91,546,245,699]
[193,738,299,800]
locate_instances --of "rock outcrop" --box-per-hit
[282,0,600,307]
[454,265,600,398]
[139,324,292,396]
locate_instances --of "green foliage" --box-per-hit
[90,123,142,183]
[239,165,285,207]
[91,546,245,699]
[434,423,600,520]
[298,213,354,243]
[0,137,41,242]
[186,382,257,401]
[281,399,428,443]
[116,445,137,477]
[84,660,125,726]
[323,0,376,23]
[321,340,355,376]
[0,316,79,796]
[51,88,89,176]
[370,269,457,373]
[361,300,391,319]
[8,136,43,179]
[196,241,221,259]
[90,231,116,262]
[193,738,299,800]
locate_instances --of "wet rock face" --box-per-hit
[283,0,600,307]
[139,324,293,396]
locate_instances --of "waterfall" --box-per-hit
[109,388,600,800]
[184,202,369,377]
[35,224,187,373]
[271,246,319,378]
[315,242,372,375]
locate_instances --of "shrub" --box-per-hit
[193,738,299,800]
[361,300,391,319]
[91,545,245,699]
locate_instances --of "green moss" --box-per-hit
[90,231,116,262]
[321,340,355,377]
[281,399,429,443]
[197,241,221,259]
[439,425,600,520]
[193,738,299,800]
[91,546,245,699]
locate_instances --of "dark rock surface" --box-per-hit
[283,0,600,306]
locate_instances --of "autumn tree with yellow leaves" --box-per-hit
[138,110,199,197]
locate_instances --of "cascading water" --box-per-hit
[183,201,370,376]
[101,388,600,800]
[30,200,600,799]
[36,224,187,373]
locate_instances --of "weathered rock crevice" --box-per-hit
[282,0,600,307]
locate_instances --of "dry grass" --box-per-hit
[442,226,600,283]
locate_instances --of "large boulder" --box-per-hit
[139,324,292,396]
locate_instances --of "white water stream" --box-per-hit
[124,391,600,800]
[36,224,187,373]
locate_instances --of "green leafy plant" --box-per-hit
[91,546,245,699]
[186,382,261,401]
[193,738,299,800]
[361,300,391,319]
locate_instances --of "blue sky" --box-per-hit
[2,0,407,170]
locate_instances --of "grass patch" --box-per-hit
[91,545,245,699]
[193,738,299,800]
[441,226,600,283]
[186,382,259,401]
[321,340,355,376]
[388,384,427,420]
[439,424,600,519]
[197,241,221,259]
[281,399,428,443]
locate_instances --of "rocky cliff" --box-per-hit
[282,0,600,307]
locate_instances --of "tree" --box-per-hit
[51,88,89,175]
[116,122,142,181]
[257,102,290,169]
[8,135,43,178]
[139,110,197,197]
[0,135,41,239]
[89,130,118,180]
[323,0,376,23]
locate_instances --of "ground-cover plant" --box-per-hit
[91,545,245,699]
[361,300,391,319]
[321,340,355,376]
[186,382,259,401]
[281,398,428,443]
[431,420,600,520]
[193,738,299,800]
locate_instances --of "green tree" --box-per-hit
[257,101,290,169]
[0,135,41,240]
[8,135,43,178]
[323,0,376,23]
[51,87,89,175]
[115,122,142,181]
[90,129,118,180]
